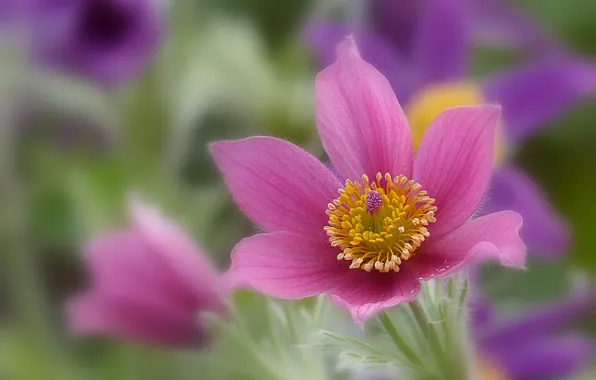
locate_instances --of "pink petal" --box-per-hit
[129,199,225,305]
[405,247,469,281]
[413,105,501,237]
[329,268,421,323]
[228,231,343,299]
[229,231,422,323]
[315,37,413,181]
[210,137,342,236]
[410,211,526,280]
[67,293,203,347]
[84,231,190,306]
[85,201,226,316]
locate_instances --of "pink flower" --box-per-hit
[210,38,526,322]
[67,198,227,347]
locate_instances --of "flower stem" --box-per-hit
[378,311,423,366]
[0,86,70,378]
[409,300,462,379]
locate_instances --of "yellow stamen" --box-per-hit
[325,173,437,273]
[405,82,506,166]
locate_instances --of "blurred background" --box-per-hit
[0,0,594,379]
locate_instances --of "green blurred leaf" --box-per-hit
[517,101,596,273]
[516,0,596,55]
[204,0,315,52]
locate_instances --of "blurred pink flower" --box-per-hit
[67,198,227,347]
[211,38,526,323]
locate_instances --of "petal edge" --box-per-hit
[315,37,414,181]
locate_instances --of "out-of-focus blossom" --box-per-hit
[305,0,595,257]
[67,198,227,347]
[480,166,569,255]
[469,0,563,55]
[472,294,594,379]
[211,38,526,323]
[370,0,565,63]
[0,0,18,27]
[27,0,161,85]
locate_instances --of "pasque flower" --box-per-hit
[211,38,526,322]
[27,0,161,85]
[67,198,227,347]
[306,0,595,257]
[472,293,593,379]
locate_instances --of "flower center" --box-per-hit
[325,173,437,273]
[80,0,133,48]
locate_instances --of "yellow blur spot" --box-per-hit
[405,82,506,166]
[477,354,509,380]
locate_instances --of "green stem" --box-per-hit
[378,311,423,366]
[1,86,71,379]
[312,295,327,329]
[219,308,283,380]
[409,300,458,379]
[454,276,473,378]
[457,276,470,320]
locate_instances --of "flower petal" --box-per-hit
[483,57,595,143]
[481,293,592,348]
[470,297,495,331]
[85,229,224,319]
[470,0,561,55]
[411,0,470,88]
[84,231,186,302]
[210,137,341,235]
[304,22,414,101]
[482,166,570,257]
[303,22,347,70]
[315,37,413,181]
[488,336,591,380]
[370,0,421,55]
[227,231,343,299]
[32,0,162,86]
[229,230,422,322]
[329,268,421,323]
[409,211,525,280]
[129,199,224,295]
[413,105,501,236]
[128,199,227,314]
[67,293,203,347]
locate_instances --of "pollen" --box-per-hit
[324,173,437,273]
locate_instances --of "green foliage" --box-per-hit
[318,276,474,380]
[203,0,315,53]
[2,0,595,378]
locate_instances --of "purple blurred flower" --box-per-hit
[67,198,228,347]
[305,0,596,257]
[482,166,569,257]
[0,0,17,26]
[469,0,563,55]
[472,293,594,379]
[27,0,161,85]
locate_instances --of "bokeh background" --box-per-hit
[0,0,594,379]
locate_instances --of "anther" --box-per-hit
[325,173,437,274]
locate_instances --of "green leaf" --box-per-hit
[202,0,315,52]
